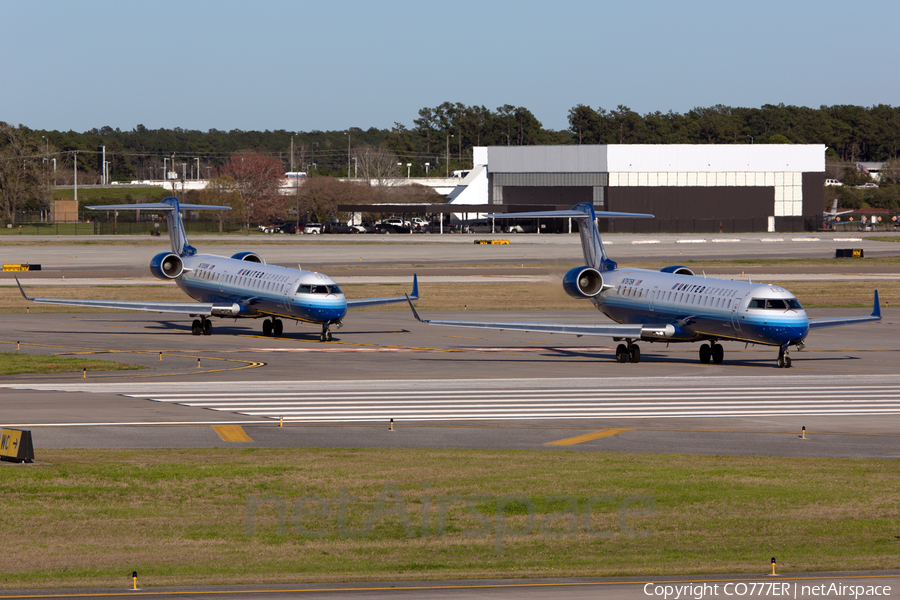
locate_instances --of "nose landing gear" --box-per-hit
[320,322,333,342]
[777,346,792,369]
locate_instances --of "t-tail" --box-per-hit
[486,202,653,272]
[86,197,231,257]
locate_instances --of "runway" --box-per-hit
[3,574,899,600]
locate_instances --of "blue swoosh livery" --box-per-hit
[407,202,880,368]
[17,197,417,341]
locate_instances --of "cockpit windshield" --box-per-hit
[296,283,342,295]
[749,298,803,310]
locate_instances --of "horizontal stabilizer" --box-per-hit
[86,203,231,211]
[486,210,654,219]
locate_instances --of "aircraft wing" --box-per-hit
[807,291,881,329]
[405,295,644,337]
[16,278,219,315]
[346,275,418,309]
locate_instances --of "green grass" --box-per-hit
[0,352,142,375]
[865,236,900,243]
[0,448,897,588]
[51,187,171,203]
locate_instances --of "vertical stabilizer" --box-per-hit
[162,197,197,257]
[569,202,617,272]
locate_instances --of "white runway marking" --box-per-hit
[121,384,900,423]
[6,376,900,424]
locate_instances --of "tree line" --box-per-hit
[3,102,900,224]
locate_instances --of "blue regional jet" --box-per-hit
[408,202,880,368]
[17,197,417,341]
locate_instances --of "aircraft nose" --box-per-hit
[313,305,347,322]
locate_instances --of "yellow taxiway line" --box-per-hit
[545,428,635,445]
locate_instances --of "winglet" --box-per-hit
[14,277,33,301]
[409,274,419,300]
[406,294,426,323]
[872,289,881,319]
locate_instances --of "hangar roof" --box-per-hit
[483,144,825,174]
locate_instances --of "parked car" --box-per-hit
[856,183,879,189]
[465,219,501,234]
[279,221,305,234]
[824,179,843,187]
[302,223,323,234]
[410,217,429,231]
[506,223,537,233]
[259,223,283,233]
[374,222,410,234]
[383,216,411,228]
[323,222,358,234]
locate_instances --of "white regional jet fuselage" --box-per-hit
[408,202,880,368]
[18,197,416,340]
[592,268,809,348]
[172,253,348,327]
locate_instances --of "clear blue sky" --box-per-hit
[2,0,897,134]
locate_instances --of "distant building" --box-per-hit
[449,145,825,233]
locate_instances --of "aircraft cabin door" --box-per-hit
[731,297,743,331]
[650,286,658,311]
[282,282,293,313]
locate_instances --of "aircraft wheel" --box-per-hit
[784,356,792,369]
[273,319,283,336]
[629,344,640,364]
[202,320,212,336]
[191,320,202,336]
[699,344,712,364]
[615,344,627,363]
[712,343,724,364]
[777,355,785,368]
[262,319,273,336]
[325,331,333,342]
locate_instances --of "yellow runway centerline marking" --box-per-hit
[545,428,635,446]
[212,425,253,442]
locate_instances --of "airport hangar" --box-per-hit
[342,144,826,233]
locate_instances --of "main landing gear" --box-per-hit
[777,346,792,369]
[615,341,640,363]
[262,318,284,337]
[699,342,724,364]
[319,322,333,342]
[191,318,212,336]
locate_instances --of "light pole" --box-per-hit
[345,131,351,177]
[163,158,168,180]
[425,162,430,176]
[406,163,412,178]
[352,157,358,178]
[194,157,200,179]
[290,135,294,172]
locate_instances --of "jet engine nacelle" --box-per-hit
[149,252,184,280]
[562,266,604,299]
[660,265,695,276]
[231,251,265,264]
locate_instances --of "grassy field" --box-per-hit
[2,280,896,315]
[0,352,142,375]
[0,448,897,588]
